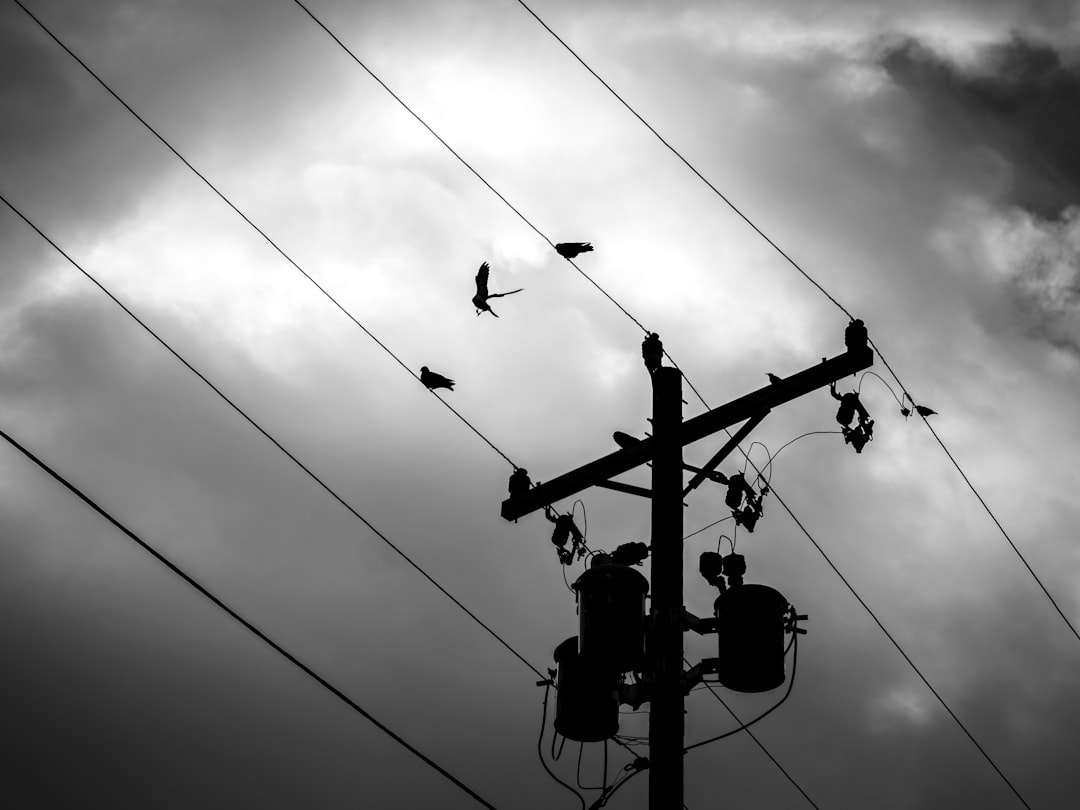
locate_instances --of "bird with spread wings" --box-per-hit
[472,261,523,318]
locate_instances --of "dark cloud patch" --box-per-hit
[880,35,1080,218]
[1003,207,1080,356]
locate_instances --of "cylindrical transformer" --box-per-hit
[553,636,619,742]
[574,562,649,673]
[713,583,789,692]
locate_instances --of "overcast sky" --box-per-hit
[2,1,1080,808]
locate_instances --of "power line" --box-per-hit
[2,186,648,782]
[0,425,502,810]
[277,6,814,798]
[0,190,545,684]
[874,344,1080,645]
[509,0,1080,647]
[287,0,651,337]
[10,0,518,472]
[684,657,819,809]
[751,466,1031,808]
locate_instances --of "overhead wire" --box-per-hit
[684,635,800,754]
[273,2,880,802]
[537,681,587,810]
[288,0,651,338]
[9,0,519,472]
[0,426,502,810]
[13,1,1039,804]
[508,0,1080,648]
[497,5,1042,803]
[0,191,546,685]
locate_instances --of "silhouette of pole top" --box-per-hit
[642,332,663,374]
[502,338,874,521]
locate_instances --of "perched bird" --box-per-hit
[420,366,455,391]
[767,373,782,384]
[915,405,937,417]
[472,261,523,318]
[555,242,593,259]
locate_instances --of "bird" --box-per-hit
[767,373,782,384]
[420,366,455,391]
[472,261,523,318]
[555,242,593,259]
[915,405,937,417]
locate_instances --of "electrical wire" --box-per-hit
[509,0,1080,653]
[674,365,1029,801]
[288,0,651,338]
[538,682,587,810]
[681,514,732,542]
[18,1,1051,804]
[9,0,519,472]
[0,191,547,686]
[0,426,502,810]
[750,430,842,490]
[754,473,1032,809]
[684,633,799,754]
[589,760,648,809]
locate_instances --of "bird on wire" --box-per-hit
[420,366,455,391]
[555,242,593,259]
[472,261,523,318]
[915,405,937,418]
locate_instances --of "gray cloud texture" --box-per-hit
[3,1,1080,808]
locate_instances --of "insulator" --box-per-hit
[574,561,649,673]
[553,637,619,742]
[698,551,724,587]
[845,319,868,351]
[508,467,531,497]
[721,553,746,586]
[713,583,789,692]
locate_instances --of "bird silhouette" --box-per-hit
[915,405,937,417]
[472,262,523,318]
[555,242,593,259]
[420,366,455,391]
[767,373,782,384]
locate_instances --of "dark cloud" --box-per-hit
[880,35,1080,218]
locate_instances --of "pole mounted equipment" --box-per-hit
[503,326,874,809]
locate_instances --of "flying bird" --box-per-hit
[555,242,593,259]
[472,262,523,317]
[420,366,455,391]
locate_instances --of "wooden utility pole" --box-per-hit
[649,366,684,809]
[500,328,874,809]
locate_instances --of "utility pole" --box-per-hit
[649,366,684,809]
[502,324,874,809]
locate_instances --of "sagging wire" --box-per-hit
[575,740,609,792]
[682,515,734,543]
[552,729,568,762]
[537,678,586,810]
[751,430,843,490]
[588,757,650,809]
[684,622,801,754]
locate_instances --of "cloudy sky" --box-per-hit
[3,0,1079,807]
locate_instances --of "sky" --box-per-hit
[2,0,1079,808]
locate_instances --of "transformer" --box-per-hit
[574,559,649,673]
[713,583,789,692]
[553,636,619,742]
